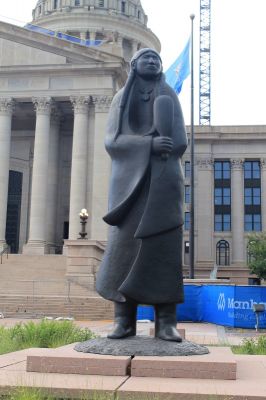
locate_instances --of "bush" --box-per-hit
[0,320,96,355]
[232,335,266,355]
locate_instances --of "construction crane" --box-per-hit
[199,0,211,125]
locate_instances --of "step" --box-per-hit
[131,347,236,380]
[27,348,130,376]
[26,346,236,380]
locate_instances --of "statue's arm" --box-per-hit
[171,94,188,157]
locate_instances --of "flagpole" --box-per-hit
[189,13,195,279]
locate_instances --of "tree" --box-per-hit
[247,232,266,280]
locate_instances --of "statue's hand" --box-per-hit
[151,137,173,156]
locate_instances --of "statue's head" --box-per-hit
[131,48,162,80]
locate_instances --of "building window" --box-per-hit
[184,212,190,230]
[137,10,141,19]
[53,0,58,9]
[184,241,190,254]
[185,186,190,203]
[216,240,230,266]
[244,161,260,179]
[244,187,261,205]
[214,161,230,180]
[245,214,261,231]
[184,161,190,179]
[244,160,261,231]
[214,188,231,205]
[121,1,126,13]
[38,5,42,15]
[75,0,80,5]
[99,0,104,7]
[214,160,231,231]
[215,214,231,231]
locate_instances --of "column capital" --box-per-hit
[32,97,53,115]
[196,157,213,170]
[92,95,113,112]
[261,159,266,169]
[0,98,15,116]
[70,96,90,114]
[231,158,244,170]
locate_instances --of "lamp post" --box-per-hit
[189,13,195,279]
[78,208,89,239]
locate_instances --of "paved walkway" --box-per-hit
[0,317,265,345]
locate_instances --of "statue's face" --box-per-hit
[135,51,162,79]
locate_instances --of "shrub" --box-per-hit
[232,335,266,355]
[0,320,96,355]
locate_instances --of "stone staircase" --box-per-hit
[0,255,114,320]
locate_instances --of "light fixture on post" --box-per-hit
[78,208,89,239]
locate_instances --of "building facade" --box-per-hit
[0,1,265,281]
[183,125,266,281]
[0,0,159,255]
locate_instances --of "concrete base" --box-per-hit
[23,241,48,255]
[65,239,105,290]
[27,347,130,376]
[132,347,236,380]
[0,345,266,399]
[26,345,235,380]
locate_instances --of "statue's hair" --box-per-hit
[114,48,163,140]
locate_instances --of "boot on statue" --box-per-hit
[154,303,182,342]
[108,300,137,339]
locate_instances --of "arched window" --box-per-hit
[216,240,230,266]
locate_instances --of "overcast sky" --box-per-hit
[0,0,266,125]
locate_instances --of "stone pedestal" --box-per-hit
[65,239,105,290]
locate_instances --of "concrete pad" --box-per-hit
[132,347,236,380]
[27,346,131,376]
[0,370,128,399]
[118,354,266,400]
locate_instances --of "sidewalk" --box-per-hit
[0,317,265,345]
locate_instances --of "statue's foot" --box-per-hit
[155,326,182,342]
[107,324,136,339]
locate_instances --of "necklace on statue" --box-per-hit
[139,87,154,102]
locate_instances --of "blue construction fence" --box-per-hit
[137,284,266,329]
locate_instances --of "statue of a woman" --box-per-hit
[96,48,188,342]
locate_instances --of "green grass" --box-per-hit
[231,334,266,354]
[0,320,96,355]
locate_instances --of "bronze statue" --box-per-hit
[96,48,188,342]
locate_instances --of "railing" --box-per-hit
[24,24,104,47]
[0,245,10,265]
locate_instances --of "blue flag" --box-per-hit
[165,38,191,94]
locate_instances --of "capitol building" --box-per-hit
[0,0,265,284]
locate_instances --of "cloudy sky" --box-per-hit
[0,0,266,125]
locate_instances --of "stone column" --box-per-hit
[23,97,52,255]
[90,95,112,240]
[0,98,14,250]
[46,107,61,253]
[261,159,266,231]
[196,158,214,264]
[68,96,90,239]
[89,30,96,42]
[231,159,245,263]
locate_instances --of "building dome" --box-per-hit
[31,0,160,59]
